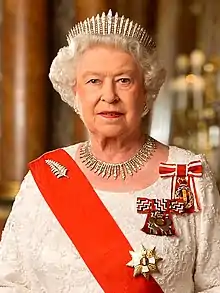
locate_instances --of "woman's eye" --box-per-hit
[87,79,101,84]
[118,78,131,84]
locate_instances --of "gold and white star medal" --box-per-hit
[127,245,162,279]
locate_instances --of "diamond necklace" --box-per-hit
[79,136,157,180]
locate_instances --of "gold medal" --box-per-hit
[127,245,162,279]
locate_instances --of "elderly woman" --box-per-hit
[0,10,220,293]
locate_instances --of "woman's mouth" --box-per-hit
[98,112,123,118]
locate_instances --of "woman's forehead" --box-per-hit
[76,46,140,74]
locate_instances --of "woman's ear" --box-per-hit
[72,85,77,96]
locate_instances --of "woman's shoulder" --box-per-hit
[15,143,83,209]
[168,146,219,206]
[168,145,205,164]
[8,143,84,223]
[168,145,216,186]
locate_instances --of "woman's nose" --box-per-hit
[101,81,118,103]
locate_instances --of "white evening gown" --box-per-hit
[0,144,220,293]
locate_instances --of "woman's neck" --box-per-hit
[88,132,146,163]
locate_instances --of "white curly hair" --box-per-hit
[49,34,166,115]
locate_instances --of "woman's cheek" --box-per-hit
[75,85,86,98]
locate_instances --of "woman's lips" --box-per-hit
[98,112,123,118]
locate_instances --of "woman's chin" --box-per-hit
[93,126,126,138]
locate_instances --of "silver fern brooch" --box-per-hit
[45,159,69,179]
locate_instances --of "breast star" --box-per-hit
[126,245,162,279]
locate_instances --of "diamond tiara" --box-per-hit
[67,10,156,52]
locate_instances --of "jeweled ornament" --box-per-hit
[127,245,162,279]
[80,136,156,180]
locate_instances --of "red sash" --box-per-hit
[29,149,163,293]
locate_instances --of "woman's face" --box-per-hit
[73,45,146,138]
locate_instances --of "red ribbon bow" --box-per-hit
[159,160,203,178]
[159,160,203,213]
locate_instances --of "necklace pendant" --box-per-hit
[106,165,113,179]
[113,166,118,180]
[101,165,108,178]
[120,165,126,180]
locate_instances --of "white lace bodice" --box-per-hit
[0,145,220,293]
